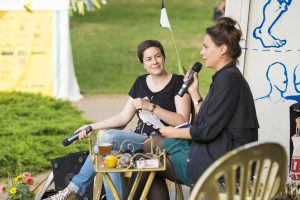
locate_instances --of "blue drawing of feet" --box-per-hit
[253,0,292,48]
[253,27,286,48]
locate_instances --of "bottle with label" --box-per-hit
[290,117,300,183]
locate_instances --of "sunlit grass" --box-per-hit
[0,92,92,177]
[70,0,215,95]
[0,0,217,177]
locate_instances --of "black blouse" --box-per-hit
[187,63,259,185]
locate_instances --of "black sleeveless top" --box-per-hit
[128,74,184,136]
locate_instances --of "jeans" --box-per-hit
[68,129,146,200]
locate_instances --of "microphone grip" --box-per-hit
[62,125,93,146]
[178,83,188,97]
[178,62,201,97]
[178,72,195,97]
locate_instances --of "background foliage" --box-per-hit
[1,0,216,177]
[71,0,216,95]
[0,92,91,178]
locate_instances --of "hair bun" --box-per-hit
[217,17,237,31]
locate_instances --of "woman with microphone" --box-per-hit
[47,39,191,200]
[127,17,259,200]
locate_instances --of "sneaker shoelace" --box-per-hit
[51,188,71,200]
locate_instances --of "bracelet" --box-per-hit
[150,103,157,112]
[193,97,203,106]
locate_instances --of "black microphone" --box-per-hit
[178,62,202,97]
[62,125,93,146]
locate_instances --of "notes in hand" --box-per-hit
[175,123,191,129]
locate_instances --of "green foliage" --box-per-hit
[0,92,92,178]
[70,0,215,95]
[2,173,34,200]
[0,0,218,179]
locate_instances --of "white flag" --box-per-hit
[160,0,171,29]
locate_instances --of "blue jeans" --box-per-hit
[68,129,146,200]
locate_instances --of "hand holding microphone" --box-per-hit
[62,125,93,146]
[178,62,202,97]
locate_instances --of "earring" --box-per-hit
[221,54,224,58]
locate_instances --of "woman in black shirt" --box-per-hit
[135,17,259,200]
[47,39,191,200]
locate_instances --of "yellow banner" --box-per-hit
[0,11,53,96]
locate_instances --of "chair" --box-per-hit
[166,180,184,200]
[189,142,287,200]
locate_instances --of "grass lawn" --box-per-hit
[70,0,216,95]
[0,92,92,177]
[0,0,218,177]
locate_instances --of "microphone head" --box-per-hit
[192,62,202,73]
[62,138,71,146]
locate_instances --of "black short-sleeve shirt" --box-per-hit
[128,74,184,136]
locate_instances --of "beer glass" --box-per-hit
[97,132,113,156]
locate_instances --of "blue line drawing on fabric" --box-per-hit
[286,65,300,102]
[255,62,288,102]
[242,48,300,52]
[294,65,300,93]
[253,0,292,48]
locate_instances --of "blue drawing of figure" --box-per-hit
[253,0,292,48]
[294,65,300,93]
[256,62,288,102]
[286,65,300,102]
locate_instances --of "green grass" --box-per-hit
[0,0,217,177]
[70,0,216,95]
[0,92,92,178]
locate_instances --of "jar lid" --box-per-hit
[292,103,300,112]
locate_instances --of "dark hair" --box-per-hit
[137,40,166,63]
[206,17,242,62]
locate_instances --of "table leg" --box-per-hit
[127,172,143,200]
[140,171,156,200]
[93,173,103,200]
[103,173,121,200]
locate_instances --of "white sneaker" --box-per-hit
[46,187,78,200]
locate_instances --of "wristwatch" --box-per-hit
[150,103,157,112]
